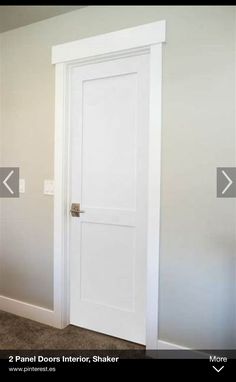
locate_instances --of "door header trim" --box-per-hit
[52,20,166,64]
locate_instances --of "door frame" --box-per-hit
[52,20,166,349]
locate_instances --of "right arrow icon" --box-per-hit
[217,167,236,197]
[221,170,233,195]
[212,366,224,373]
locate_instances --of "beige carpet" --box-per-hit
[0,310,144,350]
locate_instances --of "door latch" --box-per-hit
[70,203,85,217]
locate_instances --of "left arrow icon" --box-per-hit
[0,167,19,198]
[3,170,14,194]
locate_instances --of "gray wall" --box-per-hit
[0,6,235,349]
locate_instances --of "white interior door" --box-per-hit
[70,53,150,345]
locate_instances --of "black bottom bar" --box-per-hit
[0,350,235,377]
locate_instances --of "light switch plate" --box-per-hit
[44,180,54,196]
[19,179,25,193]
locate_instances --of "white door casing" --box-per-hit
[52,21,166,349]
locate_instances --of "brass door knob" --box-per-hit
[70,203,85,217]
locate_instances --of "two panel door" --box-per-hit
[70,53,150,344]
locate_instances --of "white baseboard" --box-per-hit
[0,295,59,328]
[158,339,190,350]
[0,298,209,356]
[157,340,208,359]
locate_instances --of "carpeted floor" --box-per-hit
[0,310,144,350]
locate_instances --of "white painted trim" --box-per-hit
[52,20,166,349]
[157,340,209,359]
[0,295,58,327]
[53,63,70,329]
[158,340,190,351]
[145,43,163,350]
[52,21,166,64]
